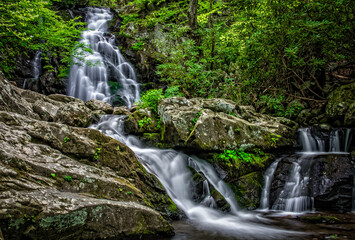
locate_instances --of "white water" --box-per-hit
[298,127,352,154]
[259,158,282,210]
[67,8,139,107]
[23,51,41,89]
[271,156,314,212]
[261,127,353,213]
[90,115,293,238]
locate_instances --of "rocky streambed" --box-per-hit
[0,73,174,239]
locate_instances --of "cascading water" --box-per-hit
[23,51,41,89]
[259,158,282,210]
[271,156,314,212]
[261,127,353,213]
[69,7,299,238]
[298,127,352,153]
[90,115,293,238]
[67,8,139,107]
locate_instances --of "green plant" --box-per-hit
[64,176,72,182]
[64,137,70,143]
[213,148,265,169]
[126,191,132,195]
[50,173,56,179]
[136,89,164,113]
[138,116,152,129]
[24,214,36,223]
[93,148,101,160]
[131,41,144,51]
[270,134,282,147]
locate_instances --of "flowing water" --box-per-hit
[67,8,139,107]
[23,51,41,89]
[68,7,355,239]
[260,127,353,213]
[90,115,295,239]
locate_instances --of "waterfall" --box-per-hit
[23,51,41,89]
[200,180,217,208]
[259,158,282,210]
[271,156,314,212]
[67,8,139,108]
[260,127,353,213]
[90,115,292,238]
[298,127,352,153]
[69,7,297,238]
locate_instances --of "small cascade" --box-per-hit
[259,158,282,210]
[200,180,217,208]
[298,127,352,153]
[261,127,353,213]
[23,51,41,89]
[271,156,314,212]
[90,115,291,238]
[188,156,240,214]
[33,51,41,80]
[67,8,139,107]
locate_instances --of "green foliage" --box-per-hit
[213,148,265,169]
[131,41,144,51]
[93,148,101,160]
[24,214,36,223]
[63,175,72,182]
[138,116,152,129]
[257,94,304,118]
[137,89,164,113]
[137,86,184,113]
[120,0,354,113]
[270,134,281,148]
[126,191,132,195]
[64,137,70,143]
[50,173,56,179]
[190,109,203,131]
[0,0,85,77]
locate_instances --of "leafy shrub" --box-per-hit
[213,149,265,169]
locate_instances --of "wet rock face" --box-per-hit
[0,74,173,239]
[270,154,355,213]
[157,97,298,151]
[326,82,355,127]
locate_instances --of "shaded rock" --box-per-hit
[125,108,160,134]
[326,82,355,126]
[48,94,83,104]
[54,100,95,127]
[1,190,173,240]
[0,73,39,120]
[32,100,60,122]
[232,172,263,209]
[113,106,131,116]
[0,74,174,239]
[158,97,297,151]
[85,99,113,114]
[344,102,355,126]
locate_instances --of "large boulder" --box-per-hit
[157,97,298,151]
[326,82,355,126]
[85,99,114,114]
[0,74,174,239]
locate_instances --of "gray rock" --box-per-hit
[85,99,113,114]
[54,100,94,127]
[0,73,174,239]
[158,97,297,150]
[326,82,355,125]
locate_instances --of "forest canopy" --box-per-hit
[120,0,354,115]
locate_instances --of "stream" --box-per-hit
[68,7,355,240]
